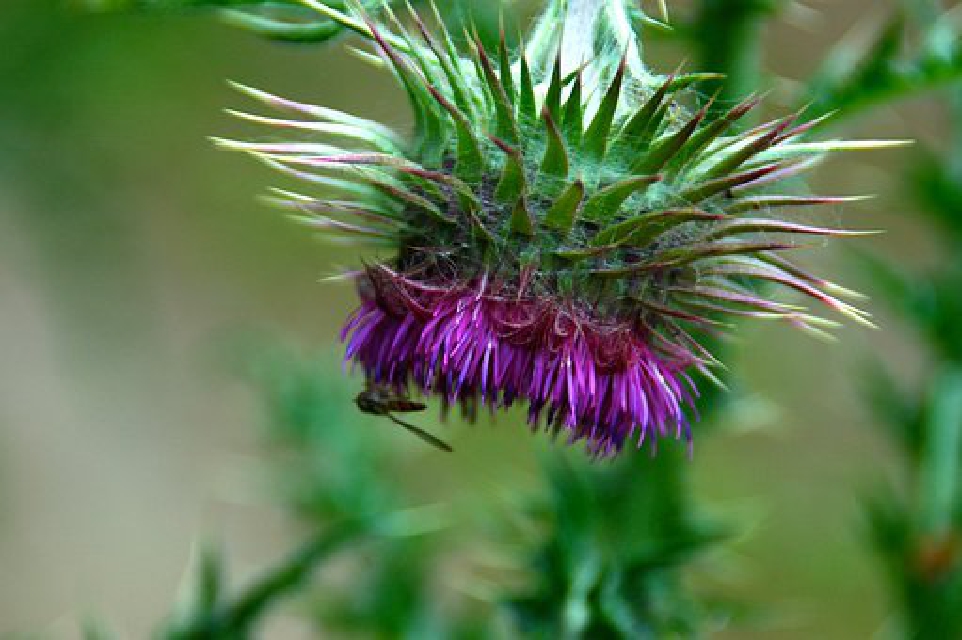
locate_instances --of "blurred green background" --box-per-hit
[0,0,951,637]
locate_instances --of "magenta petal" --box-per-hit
[341,271,698,457]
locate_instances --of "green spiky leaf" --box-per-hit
[518,52,537,123]
[563,73,584,146]
[543,180,585,233]
[511,196,536,236]
[541,107,569,178]
[583,58,626,160]
[493,138,526,203]
[581,175,663,221]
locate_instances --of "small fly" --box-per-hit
[355,385,453,452]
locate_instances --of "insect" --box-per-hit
[355,385,453,452]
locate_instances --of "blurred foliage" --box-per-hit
[79,343,486,639]
[204,344,479,639]
[80,0,510,45]
[239,345,400,521]
[855,4,962,637]
[507,453,728,638]
[159,524,361,640]
[81,0,392,43]
[805,3,962,122]
[861,185,962,636]
[864,365,962,638]
[658,0,962,123]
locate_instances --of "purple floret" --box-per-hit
[342,267,698,457]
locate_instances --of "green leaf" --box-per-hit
[468,209,496,244]
[697,124,783,181]
[411,7,476,119]
[552,245,619,260]
[511,196,536,236]
[592,208,721,247]
[613,241,795,273]
[668,95,761,171]
[563,73,583,146]
[492,137,527,203]
[701,218,879,241]
[540,107,569,178]
[220,10,343,42]
[425,85,484,182]
[369,174,449,222]
[545,51,563,121]
[518,51,538,124]
[499,27,517,105]
[804,10,962,123]
[752,139,912,165]
[614,75,672,151]
[543,180,585,233]
[583,58,626,160]
[400,166,481,213]
[474,35,520,143]
[728,195,869,214]
[920,369,962,534]
[632,103,708,174]
[680,163,782,203]
[366,19,446,166]
[581,175,662,221]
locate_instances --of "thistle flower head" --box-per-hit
[219,0,891,457]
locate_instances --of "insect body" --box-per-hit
[355,386,453,452]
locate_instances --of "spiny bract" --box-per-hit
[217,0,889,457]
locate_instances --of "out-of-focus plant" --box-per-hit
[79,0,380,43]
[160,522,362,639]
[828,2,962,637]
[234,345,480,638]
[152,344,486,639]
[859,155,962,636]
[77,0,506,44]
[805,2,962,126]
[506,451,729,637]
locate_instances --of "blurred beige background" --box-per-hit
[0,0,951,637]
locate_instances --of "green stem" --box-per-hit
[692,0,770,107]
[920,372,962,536]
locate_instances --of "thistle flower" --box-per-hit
[217,0,896,457]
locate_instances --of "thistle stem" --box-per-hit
[920,370,962,536]
[693,0,769,112]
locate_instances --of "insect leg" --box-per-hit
[388,414,453,452]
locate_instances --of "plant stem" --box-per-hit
[693,0,770,108]
[920,370,962,536]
